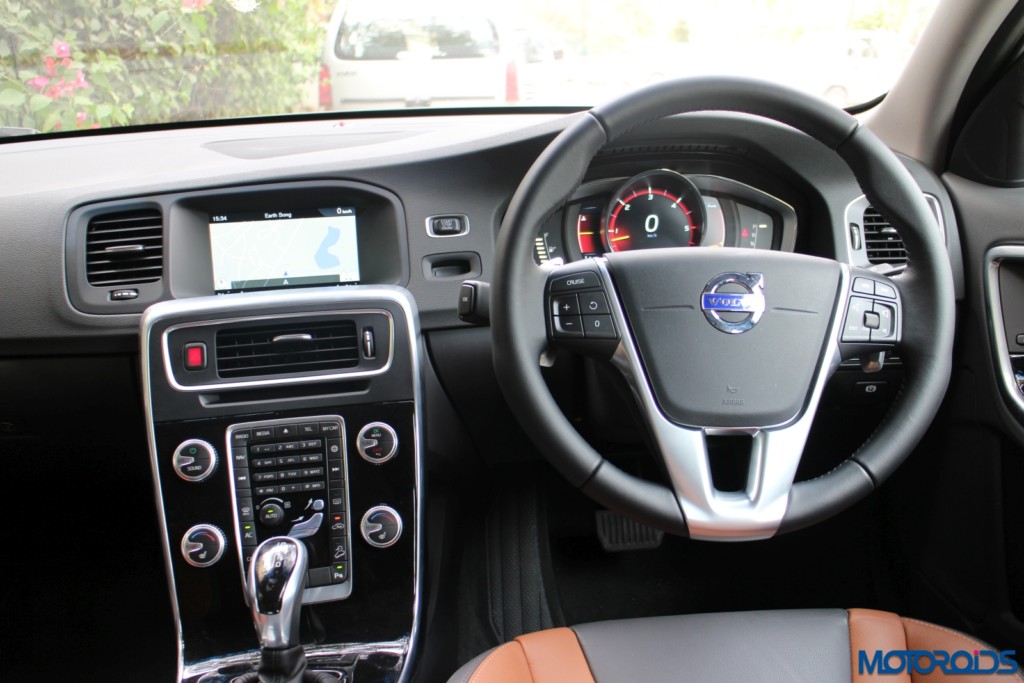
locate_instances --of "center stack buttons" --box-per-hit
[322,420,349,582]
[357,422,398,464]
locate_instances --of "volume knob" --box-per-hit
[172,439,218,483]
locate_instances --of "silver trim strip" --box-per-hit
[595,258,849,540]
[140,285,424,683]
[985,246,1024,420]
[161,308,395,392]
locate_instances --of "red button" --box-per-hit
[184,343,206,370]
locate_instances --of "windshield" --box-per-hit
[0,0,940,134]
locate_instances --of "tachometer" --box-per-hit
[603,170,706,252]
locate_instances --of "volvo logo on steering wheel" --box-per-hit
[700,272,766,334]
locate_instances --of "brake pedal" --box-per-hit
[595,510,663,552]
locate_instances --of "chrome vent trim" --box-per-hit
[863,207,907,265]
[215,319,359,378]
[85,209,164,285]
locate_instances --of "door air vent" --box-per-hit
[216,320,359,378]
[863,207,907,265]
[85,209,164,286]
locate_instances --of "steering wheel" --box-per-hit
[491,77,954,541]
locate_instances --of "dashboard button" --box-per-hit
[579,292,610,315]
[549,271,601,292]
[357,423,398,463]
[361,506,402,548]
[298,423,319,436]
[172,439,217,483]
[181,525,226,568]
[259,503,285,527]
[274,424,297,438]
[553,315,584,338]
[331,563,348,583]
[320,422,341,436]
[237,497,254,522]
[253,427,274,441]
[231,429,252,447]
[308,567,332,588]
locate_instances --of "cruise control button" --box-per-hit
[552,315,584,338]
[582,314,616,339]
[579,291,610,315]
[549,271,601,292]
[551,295,581,316]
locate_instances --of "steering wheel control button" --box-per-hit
[579,291,611,315]
[852,277,875,295]
[872,303,896,341]
[361,506,403,548]
[549,271,601,292]
[551,294,581,316]
[172,439,217,482]
[181,524,226,568]
[553,315,584,337]
[357,422,398,463]
[864,311,881,330]
[875,282,897,299]
[583,315,617,339]
[842,296,874,343]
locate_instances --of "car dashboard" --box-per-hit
[0,108,965,683]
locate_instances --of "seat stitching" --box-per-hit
[902,617,994,650]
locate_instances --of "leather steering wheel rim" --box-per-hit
[491,77,954,539]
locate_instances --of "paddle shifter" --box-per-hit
[240,536,332,683]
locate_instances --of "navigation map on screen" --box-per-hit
[210,208,360,292]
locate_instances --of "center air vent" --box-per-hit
[85,209,164,286]
[863,207,907,265]
[216,320,359,378]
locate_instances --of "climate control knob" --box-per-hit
[360,506,402,548]
[172,439,217,482]
[181,524,226,568]
[357,423,398,464]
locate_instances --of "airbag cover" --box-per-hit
[607,248,841,428]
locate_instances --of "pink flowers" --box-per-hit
[52,40,71,59]
[27,76,50,92]
[182,0,212,10]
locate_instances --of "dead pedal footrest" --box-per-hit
[595,510,664,552]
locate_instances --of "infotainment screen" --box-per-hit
[209,208,360,293]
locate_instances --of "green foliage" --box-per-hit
[0,0,321,132]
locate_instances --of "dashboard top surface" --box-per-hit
[0,110,962,351]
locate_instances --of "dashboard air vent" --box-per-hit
[86,209,164,286]
[216,320,359,378]
[863,207,907,265]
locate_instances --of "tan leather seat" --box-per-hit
[449,609,1023,682]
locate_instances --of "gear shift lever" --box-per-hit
[237,536,329,683]
[247,536,307,650]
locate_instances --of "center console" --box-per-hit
[141,287,422,683]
